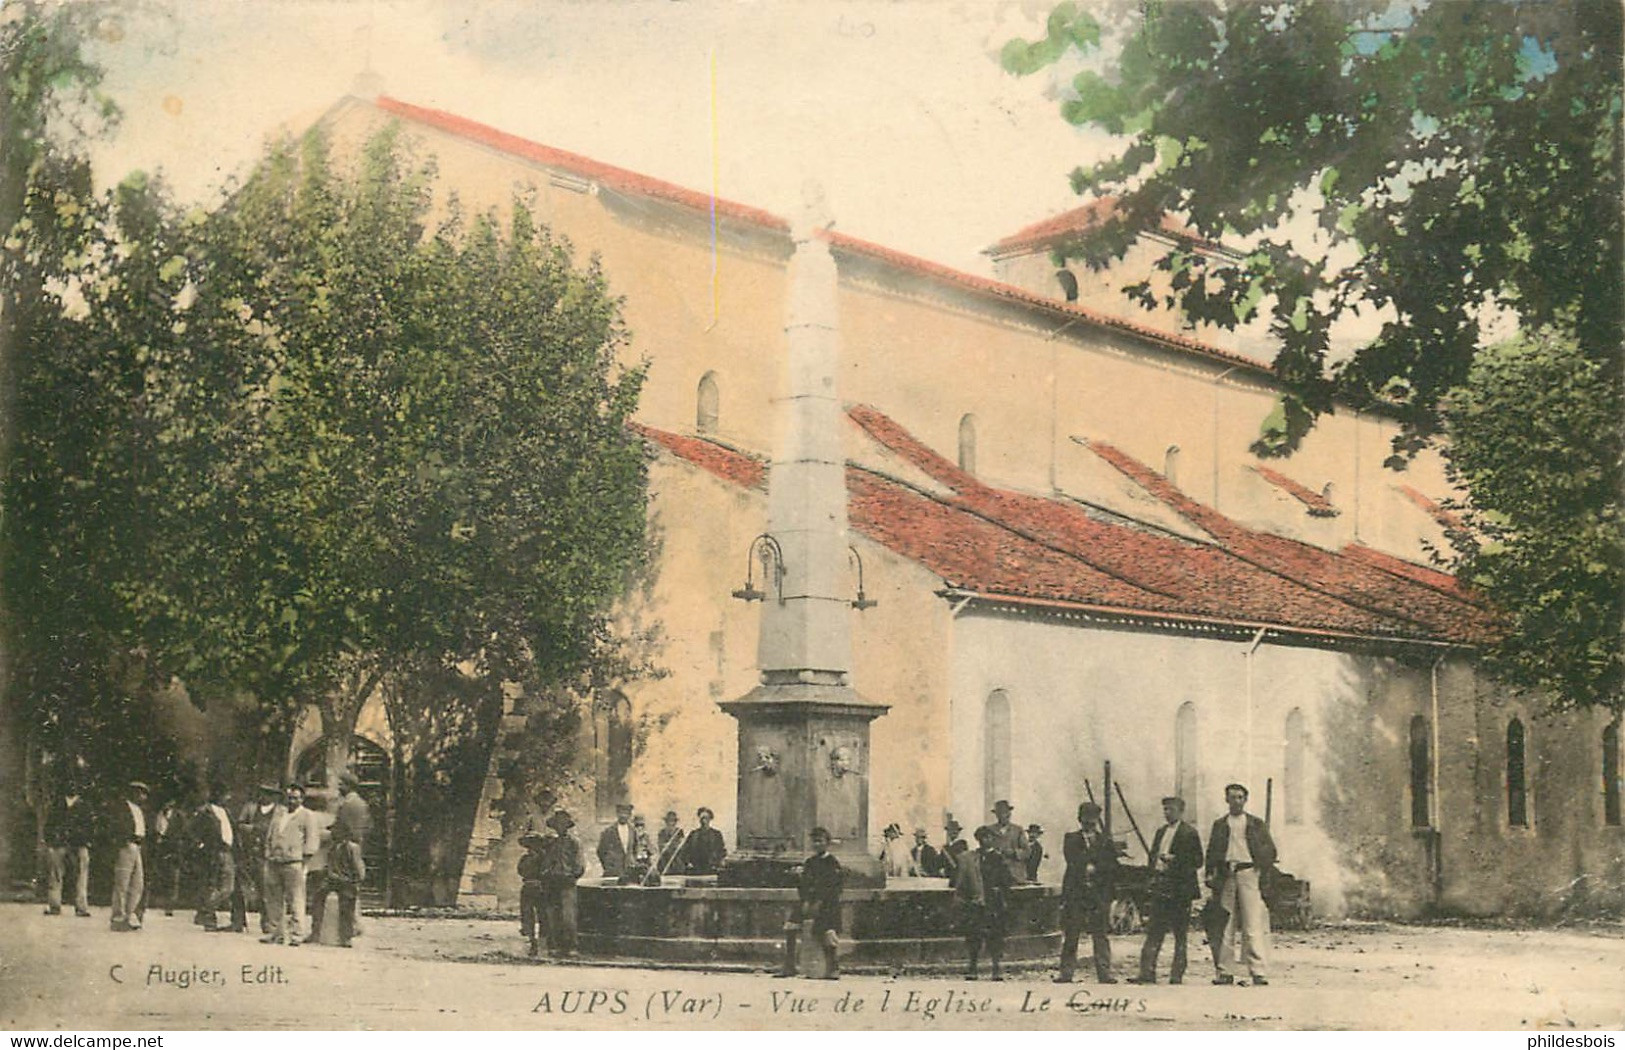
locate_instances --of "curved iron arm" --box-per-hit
[732,534,786,603]
[847,545,877,610]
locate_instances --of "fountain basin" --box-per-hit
[576,877,1062,969]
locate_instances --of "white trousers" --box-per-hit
[1218,866,1271,978]
[110,843,144,928]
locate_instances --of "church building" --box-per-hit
[288,95,1622,920]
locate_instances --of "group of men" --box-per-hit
[513,800,730,958]
[41,775,373,949]
[1052,783,1277,987]
[594,802,728,883]
[781,784,1278,986]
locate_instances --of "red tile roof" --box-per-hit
[635,410,1495,646]
[1251,464,1339,517]
[371,96,1272,380]
[632,424,767,491]
[986,197,1210,257]
[1083,439,1498,642]
[374,97,791,233]
[822,230,1269,376]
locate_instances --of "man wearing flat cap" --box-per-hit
[977,800,1028,883]
[596,802,636,879]
[1056,801,1118,983]
[109,781,150,931]
[236,783,280,934]
[1131,796,1204,984]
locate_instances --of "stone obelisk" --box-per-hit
[720,185,888,887]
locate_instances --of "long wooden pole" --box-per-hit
[1114,780,1151,857]
[1104,760,1113,838]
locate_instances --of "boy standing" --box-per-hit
[779,827,843,980]
[325,821,365,948]
[517,831,548,956]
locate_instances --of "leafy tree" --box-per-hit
[1005,0,1623,710]
[166,125,652,790]
[1442,329,1622,712]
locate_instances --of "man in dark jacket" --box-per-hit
[539,810,585,955]
[779,827,843,979]
[680,806,727,876]
[1132,796,1204,984]
[909,827,943,877]
[596,802,635,878]
[195,782,237,932]
[1056,801,1118,983]
[957,826,1014,980]
[42,783,94,917]
[1205,783,1278,986]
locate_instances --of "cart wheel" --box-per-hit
[1109,898,1142,934]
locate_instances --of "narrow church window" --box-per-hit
[595,691,634,822]
[696,371,720,435]
[1164,445,1181,487]
[1506,718,1528,828]
[1284,708,1305,825]
[1175,702,1198,810]
[1409,715,1431,828]
[983,689,1011,813]
[1604,721,1621,827]
[958,414,977,475]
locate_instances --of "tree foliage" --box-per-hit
[1442,329,1622,712]
[5,104,652,831]
[1005,0,1623,710]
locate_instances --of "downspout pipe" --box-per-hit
[1244,626,1268,788]
[1429,652,1446,907]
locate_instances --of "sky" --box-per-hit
[81,0,1124,277]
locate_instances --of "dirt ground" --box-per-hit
[1,904,1620,1031]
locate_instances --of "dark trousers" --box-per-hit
[198,850,236,930]
[541,883,577,953]
[520,883,543,937]
[963,904,1006,975]
[1059,901,1112,980]
[306,869,329,940]
[1138,896,1191,981]
[329,882,358,945]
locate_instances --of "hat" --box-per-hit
[615,802,634,813]
[1079,801,1102,818]
[974,826,997,843]
[520,831,548,848]
[257,782,280,795]
[883,822,902,837]
[546,809,576,831]
[913,827,928,837]
[696,806,714,819]
[1026,823,1043,834]
[944,819,963,833]
[992,800,1014,812]
[1160,796,1186,808]
[663,810,679,821]
[127,780,150,793]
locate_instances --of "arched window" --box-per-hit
[958,414,977,475]
[1175,702,1198,811]
[1409,715,1431,828]
[1604,721,1621,827]
[594,692,634,822]
[983,690,1011,813]
[1506,718,1528,828]
[1164,445,1181,488]
[1284,708,1306,825]
[696,372,720,435]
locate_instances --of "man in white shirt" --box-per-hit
[1204,783,1279,986]
[199,782,237,931]
[109,781,149,931]
[261,783,318,946]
